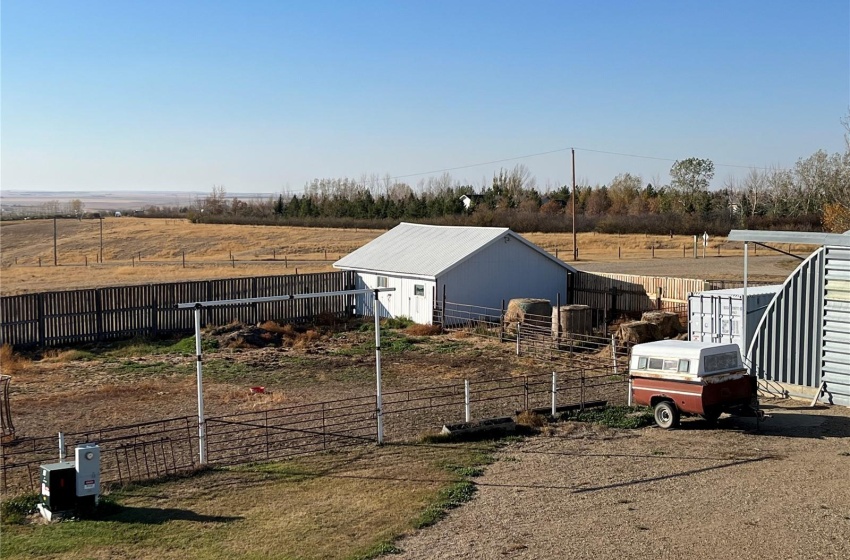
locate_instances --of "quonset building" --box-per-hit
[728,230,850,407]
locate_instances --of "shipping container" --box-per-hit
[688,285,781,360]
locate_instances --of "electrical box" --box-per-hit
[40,461,76,512]
[75,444,101,497]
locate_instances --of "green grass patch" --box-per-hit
[1,443,495,560]
[560,405,654,429]
[0,494,39,525]
[102,335,218,358]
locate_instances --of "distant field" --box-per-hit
[0,218,805,295]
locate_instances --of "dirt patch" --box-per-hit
[395,402,850,559]
[4,330,576,438]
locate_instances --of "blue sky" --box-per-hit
[2,0,848,194]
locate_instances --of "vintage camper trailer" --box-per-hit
[628,340,761,428]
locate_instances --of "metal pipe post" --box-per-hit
[58,432,65,462]
[194,306,207,465]
[611,335,618,376]
[464,379,470,423]
[373,291,384,444]
[572,148,578,261]
[516,323,521,356]
[743,241,749,370]
[551,372,557,417]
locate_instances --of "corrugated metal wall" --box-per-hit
[747,248,824,395]
[747,245,850,406]
[821,246,850,406]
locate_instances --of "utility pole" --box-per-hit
[572,148,578,261]
[53,216,58,266]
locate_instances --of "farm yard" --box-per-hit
[2,218,847,560]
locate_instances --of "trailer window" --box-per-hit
[648,358,663,369]
[662,359,678,371]
[704,352,739,373]
[678,359,690,373]
[637,357,647,369]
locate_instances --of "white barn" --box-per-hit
[333,222,576,324]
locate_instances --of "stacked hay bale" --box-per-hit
[616,311,686,345]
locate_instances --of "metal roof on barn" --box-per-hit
[334,222,575,278]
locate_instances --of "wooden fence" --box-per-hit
[570,271,711,313]
[0,271,356,348]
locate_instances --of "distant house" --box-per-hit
[459,194,485,211]
[333,222,576,324]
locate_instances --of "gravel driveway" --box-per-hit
[395,401,850,559]
[573,254,798,282]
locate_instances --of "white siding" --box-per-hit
[353,272,435,324]
[438,237,568,312]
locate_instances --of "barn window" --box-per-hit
[377,276,388,288]
[414,284,425,296]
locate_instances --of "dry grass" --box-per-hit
[0,344,29,375]
[406,324,443,336]
[516,410,548,428]
[1,442,492,560]
[0,217,812,295]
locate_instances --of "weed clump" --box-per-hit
[560,405,654,429]
[0,343,29,374]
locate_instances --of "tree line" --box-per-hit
[143,117,850,235]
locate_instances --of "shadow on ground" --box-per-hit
[105,506,242,525]
[675,407,850,439]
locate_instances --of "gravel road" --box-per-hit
[395,402,850,560]
[573,254,799,282]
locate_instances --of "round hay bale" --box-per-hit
[640,311,684,338]
[616,321,661,344]
[552,305,592,340]
[504,298,552,332]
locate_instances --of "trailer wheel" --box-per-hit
[654,401,680,429]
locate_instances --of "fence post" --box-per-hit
[524,376,529,411]
[37,292,46,347]
[322,403,327,450]
[95,289,104,342]
[580,370,586,411]
[500,299,505,342]
[611,335,618,377]
[265,410,270,461]
[441,285,447,328]
[516,323,521,356]
[373,290,384,445]
[151,294,158,336]
[464,380,470,423]
[551,372,557,417]
[182,251,185,268]
[555,293,561,349]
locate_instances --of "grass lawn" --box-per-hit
[1,440,497,560]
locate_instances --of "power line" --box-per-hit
[572,147,783,171]
[389,145,784,182]
[391,147,574,180]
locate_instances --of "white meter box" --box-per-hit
[75,444,101,497]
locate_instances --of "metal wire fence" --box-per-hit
[0,365,627,497]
